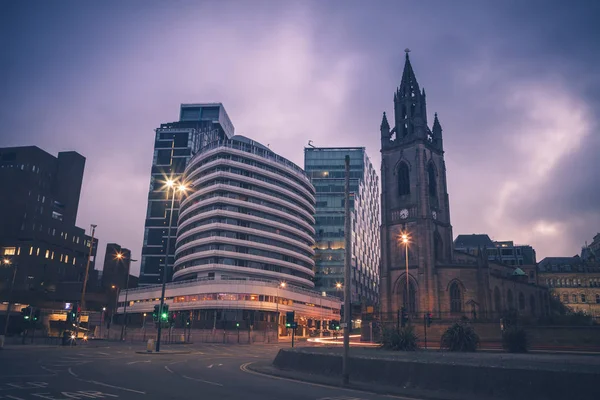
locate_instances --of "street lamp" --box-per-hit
[2,257,18,337]
[156,179,188,352]
[400,232,410,313]
[115,252,137,341]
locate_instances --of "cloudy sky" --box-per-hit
[1,0,599,275]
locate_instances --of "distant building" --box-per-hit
[139,104,235,285]
[0,146,97,308]
[303,147,380,305]
[121,135,341,336]
[538,256,600,318]
[454,235,537,284]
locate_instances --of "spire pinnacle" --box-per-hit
[381,112,390,130]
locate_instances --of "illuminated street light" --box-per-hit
[280,282,286,288]
[336,282,342,289]
[156,178,190,352]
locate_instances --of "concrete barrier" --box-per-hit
[273,349,600,400]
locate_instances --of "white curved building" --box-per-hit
[174,136,317,287]
[118,136,341,337]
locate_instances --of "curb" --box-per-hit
[246,361,469,400]
[135,350,192,355]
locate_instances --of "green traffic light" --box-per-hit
[161,313,168,319]
[236,323,239,327]
[24,316,29,320]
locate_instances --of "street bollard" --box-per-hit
[147,338,155,352]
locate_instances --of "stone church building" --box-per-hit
[379,52,548,320]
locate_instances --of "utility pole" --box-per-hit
[342,155,351,385]
[76,224,96,340]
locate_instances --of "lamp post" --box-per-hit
[156,180,187,352]
[2,257,17,338]
[116,252,137,341]
[275,282,285,337]
[401,233,410,313]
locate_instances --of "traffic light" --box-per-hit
[426,313,432,327]
[235,322,240,329]
[71,303,78,323]
[153,305,160,322]
[285,311,295,328]
[401,307,408,327]
[33,309,40,323]
[328,320,340,330]
[21,306,32,321]
[159,304,169,322]
[169,312,177,326]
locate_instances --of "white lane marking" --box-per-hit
[85,380,146,394]
[164,366,174,374]
[168,361,186,366]
[67,368,78,378]
[96,352,110,356]
[126,360,151,365]
[5,395,26,400]
[182,375,223,387]
[39,366,58,374]
[207,364,213,368]
[239,362,416,400]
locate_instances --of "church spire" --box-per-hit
[432,112,444,150]
[380,111,390,131]
[394,49,427,139]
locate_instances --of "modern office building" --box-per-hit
[120,135,341,336]
[0,146,98,308]
[139,103,235,285]
[454,235,538,283]
[304,147,380,305]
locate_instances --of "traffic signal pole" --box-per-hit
[342,155,351,386]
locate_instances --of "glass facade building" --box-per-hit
[304,147,380,304]
[139,104,235,285]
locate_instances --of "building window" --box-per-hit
[581,294,586,303]
[572,294,577,303]
[73,257,76,265]
[29,247,33,256]
[52,211,63,221]
[529,294,536,316]
[397,162,410,196]
[427,163,437,197]
[3,247,16,256]
[65,255,69,263]
[563,294,568,303]
[596,294,600,304]
[45,250,50,259]
[36,248,40,256]
[450,282,462,313]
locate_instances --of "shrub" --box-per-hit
[502,326,529,353]
[440,322,479,352]
[382,325,419,351]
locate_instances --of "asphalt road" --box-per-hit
[0,341,416,400]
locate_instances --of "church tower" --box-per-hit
[379,50,454,316]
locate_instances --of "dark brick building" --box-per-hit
[0,146,98,308]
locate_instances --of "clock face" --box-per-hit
[400,209,409,219]
[432,211,437,220]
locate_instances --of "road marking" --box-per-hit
[85,380,146,394]
[207,364,213,369]
[68,368,78,378]
[96,352,110,356]
[167,361,186,366]
[164,366,174,374]
[182,375,223,387]
[126,360,151,365]
[3,395,26,400]
[239,363,416,400]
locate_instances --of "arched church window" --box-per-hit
[450,282,462,313]
[428,163,437,197]
[518,292,525,310]
[507,290,514,309]
[398,162,410,196]
[434,231,443,262]
[402,280,417,313]
[494,287,501,313]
